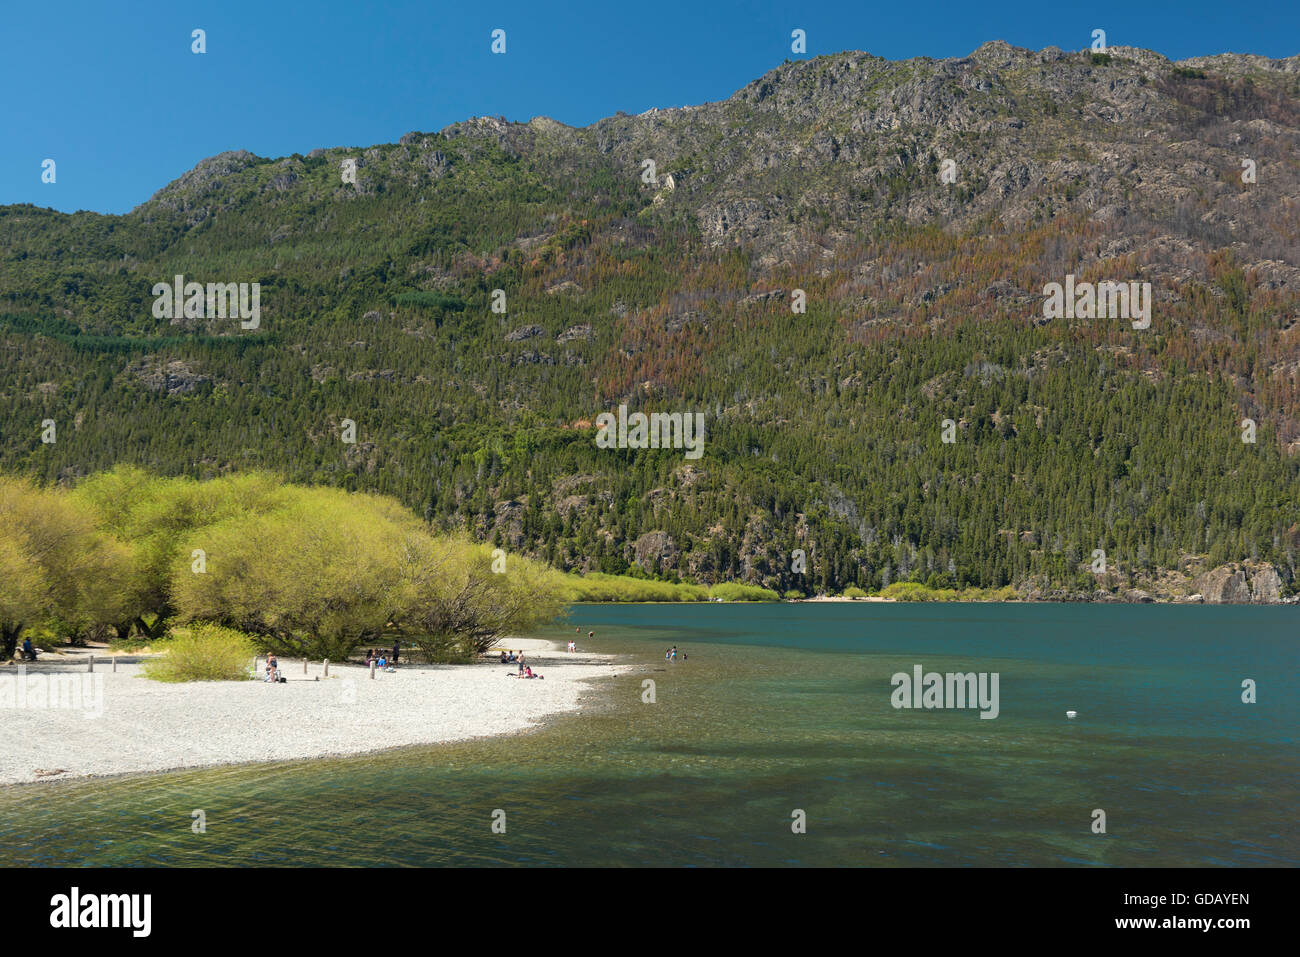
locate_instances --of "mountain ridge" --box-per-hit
[3,42,1299,600]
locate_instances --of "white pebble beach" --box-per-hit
[0,638,629,786]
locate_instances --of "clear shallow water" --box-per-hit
[1,602,1295,867]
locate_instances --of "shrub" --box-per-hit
[878,582,1022,602]
[782,590,804,600]
[841,586,868,599]
[564,573,708,602]
[708,582,780,602]
[882,581,939,601]
[141,623,256,682]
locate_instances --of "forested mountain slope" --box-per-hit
[3,42,1300,598]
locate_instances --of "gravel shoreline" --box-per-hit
[0,638,629,786]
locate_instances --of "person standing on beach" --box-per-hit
[517,652,526,674]
[392,640,400,664]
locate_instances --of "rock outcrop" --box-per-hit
[1194,563,1284,603]
[125,358,211,395]
[505,324,545,342]
[630,531,679,571]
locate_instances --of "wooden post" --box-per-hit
[323,659,329,677]
[303,658,308,675]
[88,654,94,673]
[112,657,117,673]
[370,659,376,680]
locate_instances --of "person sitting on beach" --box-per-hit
[21,638,37,661]
[500,650,509,664]
[377,655,387,669]
[506,651,517,663]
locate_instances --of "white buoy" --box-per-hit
[1066,710,1078,719]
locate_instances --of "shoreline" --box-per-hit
[1,637,630,788]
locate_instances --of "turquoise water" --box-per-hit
[1,602,1295,866]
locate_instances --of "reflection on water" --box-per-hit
[1,603,1296,866]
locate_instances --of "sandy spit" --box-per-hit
[0,638,629,786]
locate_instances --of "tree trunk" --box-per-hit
[134,614,171,641]
[1,623,23,661]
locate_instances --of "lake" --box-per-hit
[1,602,1295,866]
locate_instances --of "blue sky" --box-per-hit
[4,0,1298,214]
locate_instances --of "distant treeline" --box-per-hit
[0,312,271,353]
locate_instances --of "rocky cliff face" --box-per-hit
[1194,563,1284,602]
[630,530,679,571]
[422,42,1300,275]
